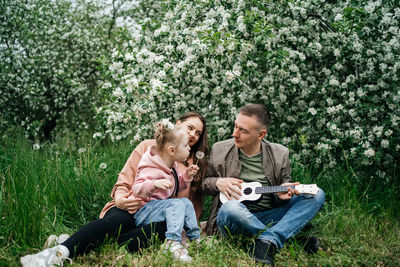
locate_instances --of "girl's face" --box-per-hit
[173,130,191,162]
[177,116,204,147]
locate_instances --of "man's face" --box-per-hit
[232,113,264,150]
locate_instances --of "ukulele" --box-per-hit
[219,182,320,204]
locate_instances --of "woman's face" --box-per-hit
[177,116,204,147]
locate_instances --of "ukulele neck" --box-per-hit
[254,185,295,194]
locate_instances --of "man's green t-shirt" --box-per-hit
[238,150,273,212]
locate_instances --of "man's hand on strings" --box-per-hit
[277,182,300,200]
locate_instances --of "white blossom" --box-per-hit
[291,77,299,84]
[334,13,343,21]
[373,126,384,137]
[364,3,375,14]
[225,71,235,83]
[364,148,375,158]
[125,53,134,61]
[381,139,389,148]
[329,78,340,86]
[113,88,124,98]
[308,108,317,115]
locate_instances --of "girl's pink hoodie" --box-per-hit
[132,146,192,208]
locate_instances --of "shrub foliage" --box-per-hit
[0,0,127,139]
[95,0,400,183]
[1,0,399,184]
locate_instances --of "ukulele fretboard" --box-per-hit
[254,185,295,194]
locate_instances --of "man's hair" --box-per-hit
[239,104,271,130]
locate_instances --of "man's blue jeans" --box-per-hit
[134,198,200,242]
[216,189,325,249]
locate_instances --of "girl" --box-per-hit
[104,111,208,219]
[132,119,200,262]
[20,112,208,267]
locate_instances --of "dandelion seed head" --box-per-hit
[195,151,205,159]
[99,163,107,169]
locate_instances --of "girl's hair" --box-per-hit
[177,112,209,193]
[154,121,183,150]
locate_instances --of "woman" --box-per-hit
[20,112,209,267]
[102,111,208,220]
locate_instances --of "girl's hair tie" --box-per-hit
[161,118,175,130]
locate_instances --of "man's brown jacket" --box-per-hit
[202,138,292,235]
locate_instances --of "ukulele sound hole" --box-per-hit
[243,188,252,195]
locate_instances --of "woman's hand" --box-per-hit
[153,179,173,190]
[115,192,143,214]
[186,164,199,178]
[277,182,300,200]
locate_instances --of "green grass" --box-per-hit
[1,133,399,266]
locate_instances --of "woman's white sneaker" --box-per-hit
[20,245,70,267]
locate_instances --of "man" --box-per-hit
[202,104,325,266]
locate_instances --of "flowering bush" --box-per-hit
[95,0,399,183]
[0,0,131,140]
[2,0,399,183]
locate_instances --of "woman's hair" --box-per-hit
[153,121,183,150]
[177,112,209,193]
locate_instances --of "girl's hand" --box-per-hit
[186,164,199,178]
[153,179,173,190]
[115,192,143,214]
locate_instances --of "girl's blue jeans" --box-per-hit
[216,189,325,249]
[134,198,200,242]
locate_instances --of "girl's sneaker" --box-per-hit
[20,245,71,267]
[44,234,70,248]
[164,240,192,262]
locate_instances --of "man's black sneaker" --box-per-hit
[303,236,320,254]
[249,239,277,266]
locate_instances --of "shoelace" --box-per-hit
[49,253,72,266]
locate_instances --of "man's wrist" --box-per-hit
[215,178,222,190]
